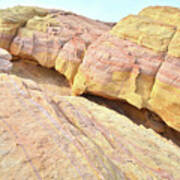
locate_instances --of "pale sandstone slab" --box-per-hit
[0,74,180,179]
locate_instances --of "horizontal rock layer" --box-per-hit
[9,7,111,83]
[72,6,180,131]
[0,73,180,179]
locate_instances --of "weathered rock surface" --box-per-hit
[1,6,179,131]
[72,6,180,131]
[0,73,180,179]
[9,6,111,83]
[0,6,48,50]
[0,48,13,72]
[0,6,180,178]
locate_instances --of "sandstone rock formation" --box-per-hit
[0,6,179,131]
[11,60,71,97]
[0,5,180,179]
[10,59,180,144]
[72,6,180,132]
[9,6,111,83]
[0,5,179,131]
[0,73,180,179]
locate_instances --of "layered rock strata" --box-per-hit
[72,6,180,131]
[10,59,180,144]
[0,73,180,179]
[9,6,111,83]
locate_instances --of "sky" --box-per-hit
[0,0,179,22]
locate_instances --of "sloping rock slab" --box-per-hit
[0,74,180,179]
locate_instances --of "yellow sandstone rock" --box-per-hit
[139,6,180,131]
[110,15,176,52]
[72,6,180,131]
[139,6,180,28]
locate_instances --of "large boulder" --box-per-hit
[10,8,111,83]
[72,6,180,131]
[0,73,180,179]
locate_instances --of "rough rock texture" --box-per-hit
[72,6,180,131]
[0,48,13,72]
[0,5,180,179]
[0,73,180,180]
[0,6,48,50]
[9,7,111,83]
